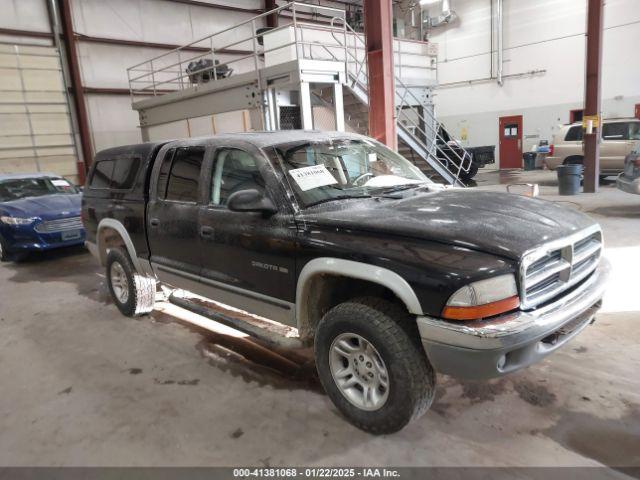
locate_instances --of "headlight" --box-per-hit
[442,274,520,321]
[0,216,37,225]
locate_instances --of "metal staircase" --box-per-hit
[127,2,472,186]
[325,19,472,186]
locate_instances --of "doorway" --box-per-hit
[499,115,523,169]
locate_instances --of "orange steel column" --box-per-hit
[363,0,396,150]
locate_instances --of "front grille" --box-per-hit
[34,216,82,233]
[520,226,602,309]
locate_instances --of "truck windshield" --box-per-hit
[265,138,431,207]
[0,177,79,202]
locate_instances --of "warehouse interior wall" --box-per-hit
[0,0,79,183]
[426,0,640,168]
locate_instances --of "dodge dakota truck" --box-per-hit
[83,131,609,434]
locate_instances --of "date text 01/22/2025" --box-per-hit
[233,468,400,478]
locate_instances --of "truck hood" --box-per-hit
[299,189,597,260]
[0,194,82,220]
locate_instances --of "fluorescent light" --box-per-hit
[420,0,440,5]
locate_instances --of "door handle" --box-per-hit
[149,218,160,227]
[200,226,214,237]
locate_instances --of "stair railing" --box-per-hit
[329,17,473,182]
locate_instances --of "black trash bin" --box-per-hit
[556,164,582,195]
[522,152,536,171]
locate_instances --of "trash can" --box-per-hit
[522,152,536,171]
[556,164,582,195]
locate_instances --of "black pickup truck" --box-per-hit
[83,131,608,434]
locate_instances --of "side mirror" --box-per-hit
[227,189,277,215]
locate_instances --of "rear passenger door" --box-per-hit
[147,145,207,282]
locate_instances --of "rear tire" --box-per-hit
[459,163,479,181]
[314,297,435,434]
[106,248,156,317]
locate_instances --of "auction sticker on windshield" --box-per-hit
[289,164,338,191]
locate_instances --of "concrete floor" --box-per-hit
[0,170,639,469]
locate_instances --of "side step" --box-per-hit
[168,291,304,350]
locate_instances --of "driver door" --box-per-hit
[197,147,297,325]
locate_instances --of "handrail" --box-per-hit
[127,2,348,99]
[329,17,471,178]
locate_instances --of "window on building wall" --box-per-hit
[570,109,584,123]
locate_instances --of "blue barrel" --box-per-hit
[556,164,582,195]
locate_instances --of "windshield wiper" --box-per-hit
[305,195,371,208]
[373,183,428,196]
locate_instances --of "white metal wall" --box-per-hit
[426,0,640,167]
[0,9,79,183]
[70,0,263,149]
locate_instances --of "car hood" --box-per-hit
[0,194,82,220]
[299,189,598,260]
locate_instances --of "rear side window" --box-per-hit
[111,157,141,189]
[602,122,631,140]
[165,147,205,202]
[90,160,115,189]
[564,125,583,141]
[89,157,140,190]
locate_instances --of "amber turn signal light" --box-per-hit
[442,295,520,321]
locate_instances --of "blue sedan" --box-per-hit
[0,173,85,261]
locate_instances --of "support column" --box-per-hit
[363,0,396,150]
[300,82,314,130]
[333,82,345,132]
[583,0,604,193]
[58,0,92,182]
[265,0,278,28]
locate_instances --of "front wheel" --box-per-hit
[106,248,156,317]
[315,297,435,434]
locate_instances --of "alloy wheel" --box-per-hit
[329,332,390,411]
[110,261,129,304]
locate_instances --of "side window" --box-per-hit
[165,146,205,202]
[629,122,640,140]
[90,160,115,189]
[111,157,141,190]
[211,148,265,206]
[565,126,583,142]
[602,122,630,140]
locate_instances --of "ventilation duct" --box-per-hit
[422,0,457,28]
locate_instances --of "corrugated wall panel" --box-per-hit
[0,43,79,183]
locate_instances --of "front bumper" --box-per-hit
[417,259,610,380]
[616,173,640,195]
[0,224,85,252]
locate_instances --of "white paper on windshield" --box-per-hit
[289,164,338,191]
[52,179,71,187]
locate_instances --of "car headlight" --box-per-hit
[0,215,37,225]
[442,274,520,321]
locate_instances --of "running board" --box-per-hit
[168,292,304,350]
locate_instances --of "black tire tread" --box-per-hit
[315,296,435,434]
[106,248,155,317]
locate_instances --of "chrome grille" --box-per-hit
[520,226,602,309]
[34,216,82,233]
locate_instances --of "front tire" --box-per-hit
[0,235,8,262]
[315,297,435,434]
[106,248,156,317]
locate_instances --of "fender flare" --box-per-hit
[96,218,144,273]
[296,257,423,328]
